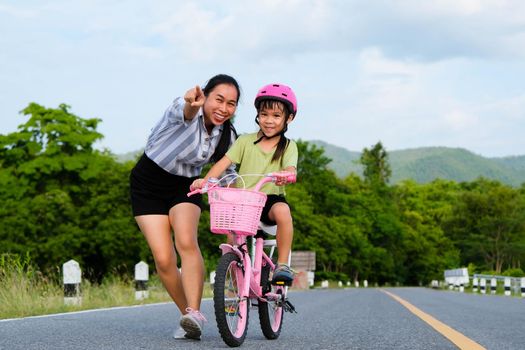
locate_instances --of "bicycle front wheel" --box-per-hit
[214,252,249,347]
[258,263,284,339]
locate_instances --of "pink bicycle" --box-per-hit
[188,172,297,347]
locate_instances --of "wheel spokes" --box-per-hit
[224,262,243,334]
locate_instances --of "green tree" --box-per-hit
[445,178,525,273]
[360,142,392,188]
[0,103,146,280]
[394,179,460,284]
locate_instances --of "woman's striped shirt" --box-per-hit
[145,97,236,177]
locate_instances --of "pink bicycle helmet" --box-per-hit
[254,83,297,115]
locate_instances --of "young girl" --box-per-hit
[192,83,298,283]
[130,74,240,340]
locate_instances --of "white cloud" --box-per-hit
[0,1,524,157]
[149,0,334,62]
[153,3,234,61]
[353,48,422,114]
[0,4,36,18]
[443,110,479,130]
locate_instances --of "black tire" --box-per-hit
[258,263,284,339]
[213,253,249,347]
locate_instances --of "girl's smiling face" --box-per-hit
[257,101,292,138]
[203,83,238,129]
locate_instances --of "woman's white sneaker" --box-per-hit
[173,327,186,339]
[180,308,207,340]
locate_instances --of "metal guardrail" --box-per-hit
[473,274,519,282]
[440,269,525,296]
[472,274,525,296]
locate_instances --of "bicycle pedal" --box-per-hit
[271,279,293,286]
[283,299,297,313]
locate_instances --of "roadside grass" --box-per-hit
[0,254,213,320]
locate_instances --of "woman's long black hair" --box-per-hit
[202,74,241,162]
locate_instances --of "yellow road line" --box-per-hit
[381,289,486,350]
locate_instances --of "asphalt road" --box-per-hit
[1,288,524,349]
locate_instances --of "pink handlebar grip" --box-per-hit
[187,188,203,197]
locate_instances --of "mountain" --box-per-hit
[114,141,525,186]
[310,140,525,186]
[113,149,143,163]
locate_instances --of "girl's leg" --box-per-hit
[169,203,204,311]
[135,214,187,313]
[268,203,294,265]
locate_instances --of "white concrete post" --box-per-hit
[364,280,368,288]
[134,261,149,300]
[307,271,315,287]
[480,278,486,294]
[338,281,343,288]
[346,281,351,287]
[459,283,464,293]
[504,277,511,296]
[63,260,81,306]
[521,277,525,297]
[490,278,497,295]
[210,271,216,285]
[472,277,478,293]
[354,280,359,288]
[321,280,329,289]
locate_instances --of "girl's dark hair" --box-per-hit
[256,100,292,166]
[203,74,241,162]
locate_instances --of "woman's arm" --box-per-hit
[191,156,234,189]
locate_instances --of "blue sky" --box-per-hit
[1,0,524,157]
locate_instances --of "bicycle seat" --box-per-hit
[258,222,277,236]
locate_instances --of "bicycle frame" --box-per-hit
[187,171,296,346]
[218,233,279,303]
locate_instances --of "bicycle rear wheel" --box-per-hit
[258,263,284,339]
[214,252,249,347]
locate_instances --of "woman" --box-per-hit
[129,74,240,340]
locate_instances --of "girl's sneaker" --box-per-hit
[272,263,295,285]
[180,308,207,340]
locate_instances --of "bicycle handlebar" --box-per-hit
[187,171,296,197]
[253,171,296,192]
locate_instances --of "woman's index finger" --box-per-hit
[195,85,203,97]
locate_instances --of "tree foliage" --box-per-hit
[1,104,524,284]
[0,103,147,281]
[360,141,391,187]
[445,178,525,273]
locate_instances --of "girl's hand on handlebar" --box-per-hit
[187,179,205,197]
[191,178,206,191]
[272,171,296,186]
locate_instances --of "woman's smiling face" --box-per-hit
[202,83,238,128]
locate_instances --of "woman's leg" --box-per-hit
[135,214,187,313]
[268,203,294,264]
[169,203,204,311]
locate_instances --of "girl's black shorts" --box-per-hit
[260,195,289,225]
[129,153,202,216]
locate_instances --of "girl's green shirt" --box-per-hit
[225,133,298,195]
